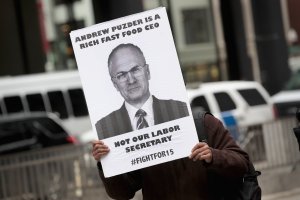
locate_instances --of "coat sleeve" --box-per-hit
[97,162,142,199]
[204,114,250,178]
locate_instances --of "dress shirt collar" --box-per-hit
[125,95,154,130]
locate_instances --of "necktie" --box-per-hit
[135,109,149,129]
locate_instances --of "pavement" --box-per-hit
[259,163,300,200]
[262,187,300,200]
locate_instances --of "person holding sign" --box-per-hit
[92,113,249,199]
[95,43,189,139]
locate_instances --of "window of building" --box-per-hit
[182,8,212,44]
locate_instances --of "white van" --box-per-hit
[0,70,91,136]
[271,70,300,118]
[187,81,275,129]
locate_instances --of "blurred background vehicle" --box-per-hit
[272,70,300,118]
[0,112,82,200]
[0,112,77,155]
[0,71,92,137]
[187,81,274,127]
[187,81,274,144]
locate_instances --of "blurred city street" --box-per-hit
[1,0,300,199]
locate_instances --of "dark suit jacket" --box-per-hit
[95,96,189,139]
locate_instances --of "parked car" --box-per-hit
[187,81,275,130]
[272,70,300,118]
[0,112,77,155]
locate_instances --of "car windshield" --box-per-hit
[0,116,66,137]
[283,70,300,90]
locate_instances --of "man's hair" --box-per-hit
[107,43,146,73]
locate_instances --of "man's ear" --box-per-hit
[145,64,151,80]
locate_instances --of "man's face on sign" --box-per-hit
[109,47,151,106]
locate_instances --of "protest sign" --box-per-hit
[70,7,199,177]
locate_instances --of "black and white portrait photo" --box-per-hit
[95,43,189,139]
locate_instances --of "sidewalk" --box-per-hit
[262,187,300,200]
[259,162,300,199]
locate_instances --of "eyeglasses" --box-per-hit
[112,64,147,83]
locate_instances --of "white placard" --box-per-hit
[70,7,198,177]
